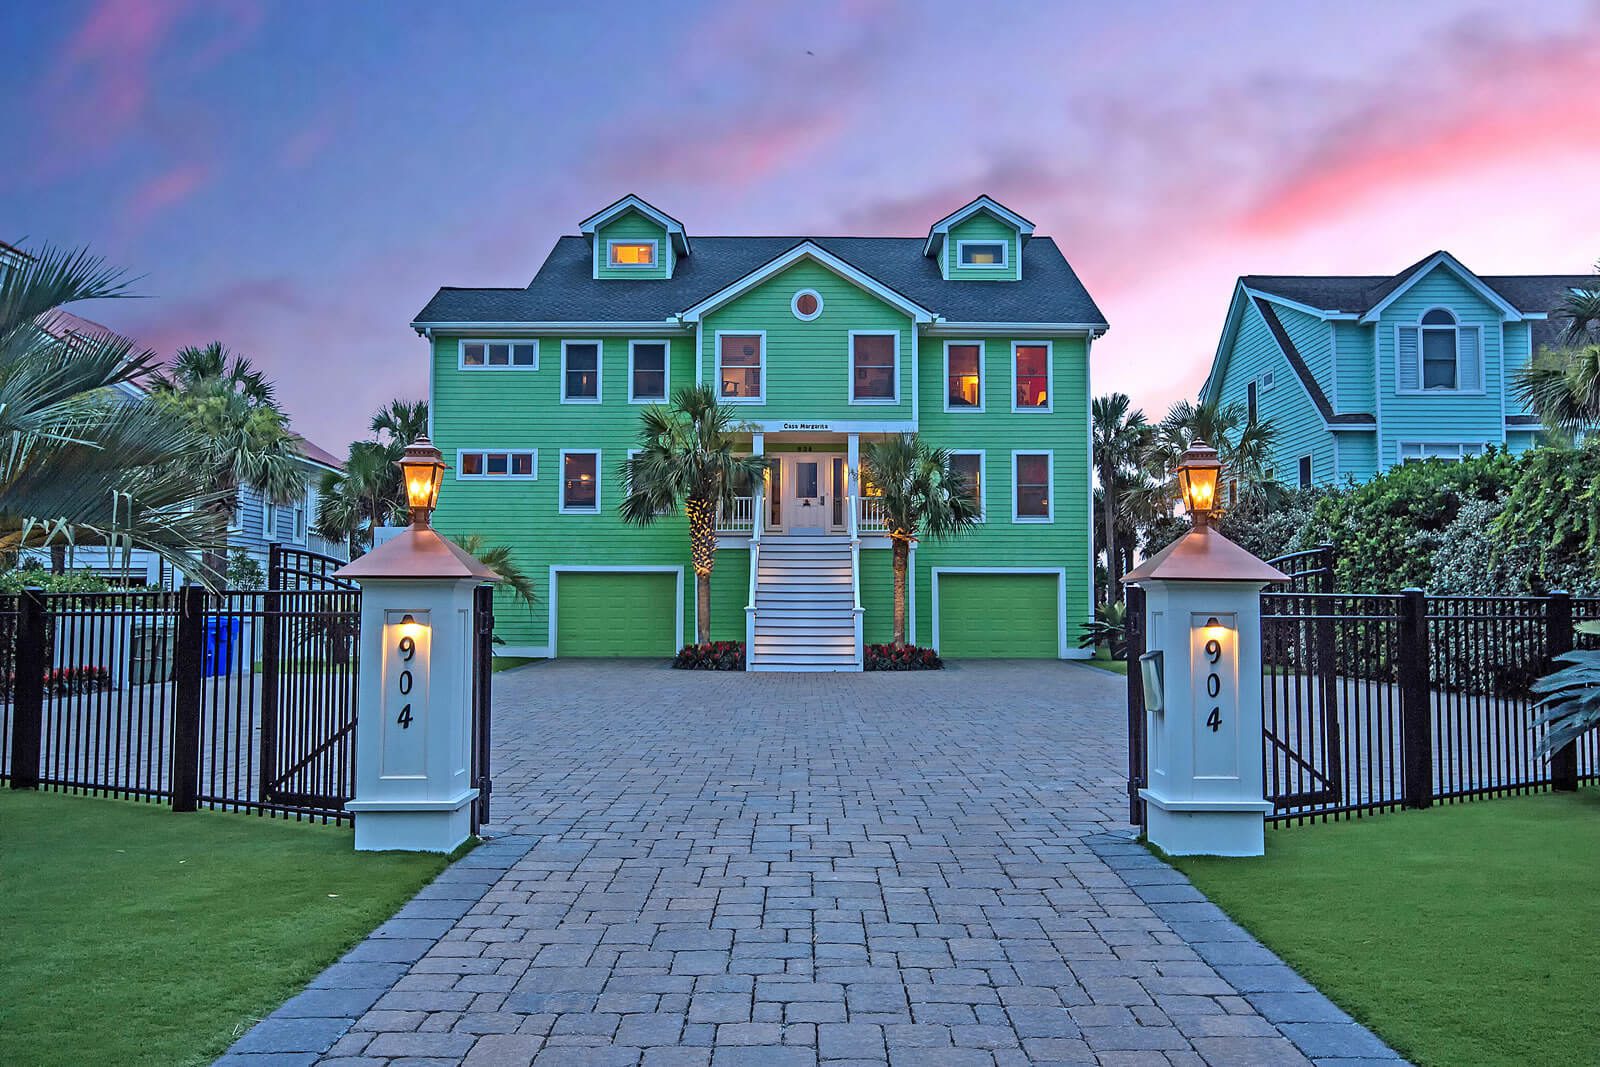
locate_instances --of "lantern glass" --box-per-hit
[1174,441,1223,524]
[397,436,447,526]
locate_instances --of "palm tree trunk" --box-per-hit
[1100,465,1118,605]
[49,543,66,576]
[687,497,716,645]
[891,536,909,647]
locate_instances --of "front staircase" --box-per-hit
[748,536,861,671]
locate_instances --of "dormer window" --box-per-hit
[957,241,1007,269]
[608,240,657,269]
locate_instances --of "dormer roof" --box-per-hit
[922,196,1035,258]
[579,194,690,256]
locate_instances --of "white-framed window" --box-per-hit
[458,449,537,480]
[849,331,899,403]
[715,331,764,402]
[944,341,984,412]
[459,339,538,370]
[293,491,307,541]
[1012,451,1053,522]
[1398,441,1482,464]
[1421,308,1458,389]
[559,449,601,513]
[791,289,823,321]
[957,240,1008,269]
[1259,369,1275,391]
[607,239,657,269]
[1012,341,1052,412]
[628,340,669,403]
[263,499,276,540]
[561,340,602,402]
[1398,309,1482,393]
[950,450,985,522]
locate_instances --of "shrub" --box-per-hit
[1077,601,1128,659]
[0,567,111,596]
[673,641,744,670]
[865,643,942,671]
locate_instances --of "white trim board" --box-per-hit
[929,566,1070,659]
[547,564,685,658]
[1359,251,1523,324]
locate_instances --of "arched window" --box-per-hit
[1420,308,1458,389]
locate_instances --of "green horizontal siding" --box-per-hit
[556,572,677,656]
[936,573,1058,658]
[859,551,895,644]
[944,213,1021,281]
[1212,296,1335,487]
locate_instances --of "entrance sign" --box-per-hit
[381,610,431,778]
[1191,614,1237,779]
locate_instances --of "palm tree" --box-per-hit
[151,342,306,574]
[860,433,982,648]
[1138,398,1278,522]
[1092,393,1148,604]
[1516,344,1600,439]
[620,384,765,645]
[441,532,537,610]
[370,398,428,447]
[1554,265,1600,345]
[314,399,430,554]
[0,245,224,577]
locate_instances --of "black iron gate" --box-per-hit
[1259,546,1343,812]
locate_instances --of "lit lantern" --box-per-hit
[398,435,447,528]
[1175,440,1222,527]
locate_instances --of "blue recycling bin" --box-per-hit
[204,616,241,677]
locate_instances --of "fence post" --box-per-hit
[9,587,47,790]
[1546,590,1578,792]
[1398,588,1433,809]
[1315,547,1343,800]
[170,585,205,812]
[1124,583,1147,828]
[472,584,494,831]
[259,544,282,801]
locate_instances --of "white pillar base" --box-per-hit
[1141,790,1274,857]
[348,789,478,853]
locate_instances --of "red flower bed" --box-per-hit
[0,666,114,700]
[673,641,745,671]
[865,643,943,671]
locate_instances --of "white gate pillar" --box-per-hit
[1124,526,1287,856]
[335,527,498,852]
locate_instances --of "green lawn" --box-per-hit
[1171,789,1600,1067]
[0,791,450,1067]
[493,655,540,672]
[1083,649,1128,674]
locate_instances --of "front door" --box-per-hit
[789,457,826,535]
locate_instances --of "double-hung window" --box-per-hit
[1421,309,1458,390]
[717,333,763,401]
[1013,451,1052,522]
[950,451,984,521]
[850,332,897,403]
[629,341,669,402]
[945,342,983,410]
[460,339,537,370]
[458,449,537,479]
[560,450,600,513]
[1401,309,1480,393]
[562,341,601,402]
[1012,342,1051,411]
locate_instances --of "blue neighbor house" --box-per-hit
[1202,251,1594,486]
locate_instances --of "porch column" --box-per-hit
[846,433,860,498]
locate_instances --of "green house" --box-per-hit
[413,195,1106,669]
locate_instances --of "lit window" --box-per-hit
[958,241,1007,268]
[951,452,983,520]
[1013,343,1050,410]
[457,449,537,480]
[608,241,656,268]
[851,333,897,402]
[946,343,981,409]
[718,334,763,400]
[563,342,601,401]
[629,341,668,402]
[1014,452,1052,521]
[561,451,600,512]
[461,339,536,370]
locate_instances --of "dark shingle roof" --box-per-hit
[413,236,1106,328]
[1251,297,1374,427]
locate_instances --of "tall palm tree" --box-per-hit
[620,384,765,645]
[860,433,982,648]
[151,342,306,574]
[0,245,224,577]
[1092,393,1148,604]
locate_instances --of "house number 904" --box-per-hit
[1204,638,1222,732]
[396,635,415,729]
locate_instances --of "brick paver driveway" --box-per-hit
[226,660,1398,1066]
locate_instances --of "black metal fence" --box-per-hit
[1126,543,1598,827]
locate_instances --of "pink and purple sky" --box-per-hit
[7,0,1600,450]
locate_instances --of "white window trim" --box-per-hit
[1011,449,1054,523]
[1011,340,1054,413]
[627,339,670,404]
[458,338,539,371]
[942,339,985,413]
[561,340,603,404]
[848,330,901,405]
[713,330,766,404]
[950,449,986,523]
[955,239,1009,270]
[1396,310,1486,396]
[558,449,602,514]
[456,448,538,481]
[606,238,659,270]
[791,288,824,321]
[1396,440,1485,464]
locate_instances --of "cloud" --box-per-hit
[124,160,211,226]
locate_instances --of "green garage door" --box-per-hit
[556,571,678,657]
[937,572,1059,659]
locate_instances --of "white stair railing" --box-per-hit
[849,493,864,670]
[745,485,762,663]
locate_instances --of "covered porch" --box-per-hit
[715,429,889,540]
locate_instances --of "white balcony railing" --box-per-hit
[719,495,755,534]
[858,494,888,534]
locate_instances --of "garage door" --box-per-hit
[556,571,678,657]
[937,572,1059,659]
